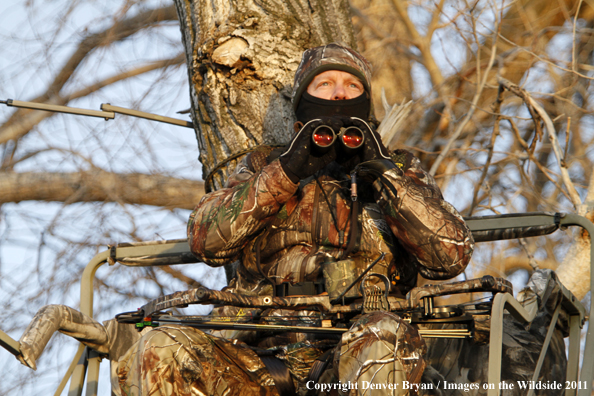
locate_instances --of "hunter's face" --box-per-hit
[306,70,364,100]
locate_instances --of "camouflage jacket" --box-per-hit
[188,147,474,298]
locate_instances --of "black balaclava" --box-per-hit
[292,43,374,124]
[294,91,371,124]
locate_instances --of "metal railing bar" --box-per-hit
[487,293,537,396]
[85,350,101,396]
[66,346,88,396]
[566,314,582,396]
[0,329,20,356]
[54,344,86,396]
[527,302,562,396]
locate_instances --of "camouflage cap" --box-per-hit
[292,43,373,113]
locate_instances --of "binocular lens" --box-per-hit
[311,124,365,150]
[312,126,335,147]
[342,127,364,149]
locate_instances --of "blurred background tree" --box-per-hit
[0,0,593,393]
[0,1,220,393]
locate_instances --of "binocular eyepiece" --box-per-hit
[312,125,365,152]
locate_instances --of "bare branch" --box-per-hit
[349,2,421,62]
[498,76,581,207]
[0,171,204,209]
[518,238,540,271]
[67,55,185,101]
[429,38,499,175]
[0,5,178,144]
[506,116,570,202]
[388,0,445,87]
[467,86,504,216]
[426,0,447,38]
[158,266,203,288]
[526,97,581,207]
[44,5,178,100]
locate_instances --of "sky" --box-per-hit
[0,1,226,394]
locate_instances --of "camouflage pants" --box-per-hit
[116,312,426,396]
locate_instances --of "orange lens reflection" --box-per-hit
[342,128,364,148]
[312,127,335,147]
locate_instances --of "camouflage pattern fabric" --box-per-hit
[336,312,426,395]
[187,150,473,298]
[113,140,475,396]
[420,270,568,396]
[173,147,472,395]
[117,312,426,396]
[17,304,109,370]
[116,325,278,396]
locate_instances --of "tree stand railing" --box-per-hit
[464,213,591,396]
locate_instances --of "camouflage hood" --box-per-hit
[292,43,373,118]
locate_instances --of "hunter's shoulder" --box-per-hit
[245,145,285,172]
[225,145,285,188]
[388,149,437,187]
[389,149,425,172]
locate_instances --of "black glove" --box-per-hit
[354,159,400,201]
[354,159,397,182]
[349,117,391,162]
[279,117,345,183]
[335,117,391,172]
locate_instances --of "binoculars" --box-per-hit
[311,125,365,151]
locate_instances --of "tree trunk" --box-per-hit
[556,181,594,300]
[173,0,357,192]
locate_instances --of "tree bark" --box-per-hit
[556,180,594,300]
[174,0,357,192]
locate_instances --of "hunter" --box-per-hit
[116,43,474,395]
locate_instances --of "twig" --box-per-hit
[0,55,183,145]
[349,2,421,62]
[525,96,581,207]
[429,38,499,175]
[572,0,585,73]
[506,117,571,202]
[388,0,445,87]
[426,0,447,39]
[562,117,571,167]
[585,167,594,203]
[518,238,540,271]
[496,77,543,152]
[0,5,178,145]
[493,33,594,81]
[497,77,581,207]
[467,85,504,216]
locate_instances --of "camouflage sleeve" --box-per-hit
[373,150,474,279]
[187,158,298,266]
[18,304,109,370]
